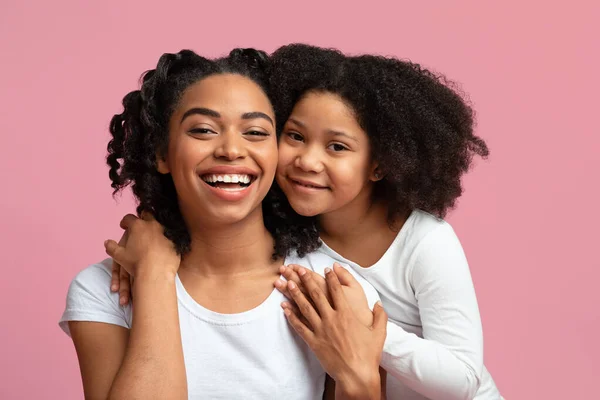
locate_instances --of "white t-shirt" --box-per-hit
[59,251,380,399]
[317,210,501,400]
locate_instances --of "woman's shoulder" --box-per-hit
[59,258,131,336]
[73,258,114,281]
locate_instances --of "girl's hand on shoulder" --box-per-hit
[104,212,181,280]
[281,265,387,399]
[275,263,374,327]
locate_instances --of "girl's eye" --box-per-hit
[328,143,349,152]
[287,132,304,142]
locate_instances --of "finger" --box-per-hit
[281,301,313,330]
[298,267,334,316]
[119,267,131,306]
[372,301,388,330]
[129,275,134,301]
[280,265,306,295]
[282,303,316,345]
[287,280,322,329]
[119,214,139,230]
[118,229,129,246]
[111,260,120,292]
[104,239,130,268]
[295,266,329,294]
[333,263,359,288]
[324,267,350,312]
[305,269,333,304]
[274,278,292,300]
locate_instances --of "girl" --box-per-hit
[269,44,502,400]
[59,48,386,399]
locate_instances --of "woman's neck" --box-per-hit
[180,208,279,279]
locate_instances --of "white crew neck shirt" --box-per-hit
[60,251,380,399]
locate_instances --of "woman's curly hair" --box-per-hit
[269,44,489,224]
[106,48,319,257]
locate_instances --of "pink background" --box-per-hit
[1,1,598,398]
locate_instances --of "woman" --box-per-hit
[59,48,386,399]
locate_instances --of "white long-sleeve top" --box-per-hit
[317,210,501,400]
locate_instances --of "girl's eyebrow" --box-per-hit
[288,117,358,142]
[287,117,305,127]
[328,130,358,143]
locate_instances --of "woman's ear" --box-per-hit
[156,153,170,174]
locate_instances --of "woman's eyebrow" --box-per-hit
[181,107,220,123]
[242,112,274,126]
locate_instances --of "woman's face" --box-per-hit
[158,73,278,227]
[276,91,379,217]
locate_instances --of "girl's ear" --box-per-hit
[369,164,384,182]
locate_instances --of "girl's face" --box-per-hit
[158,74,278,226]
[276,91,379,217]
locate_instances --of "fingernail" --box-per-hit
[104,240,109,247]
[279,266,286,273]
[274,279,284,288]
[120,296,126,305]
[111,284,117,291]
[375,301,382,307]
[324,267,332,274]
[281,301,290,308]
[297,268,306,276]
[283,308,291,316]
[288,281,296,290]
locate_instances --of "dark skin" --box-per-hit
[72,75,284,399]
[278,263,388,400]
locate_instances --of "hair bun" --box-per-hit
[229,48,270,70]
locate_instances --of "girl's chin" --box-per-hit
[288,201,324,218]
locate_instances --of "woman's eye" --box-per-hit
[246,130,269,137]
[189,128,215,135]
[328,143,349,152]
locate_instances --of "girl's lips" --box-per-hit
[288,177,329,194]
[288,177,328,189]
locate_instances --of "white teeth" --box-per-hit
[202,174,252,184]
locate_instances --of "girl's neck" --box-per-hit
[180,208,279,279]
[318,194,409,268]
[318,186,389,242]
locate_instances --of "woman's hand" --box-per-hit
[281,264,387,399]
[110,230,132,305]
[104,212,181,281]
